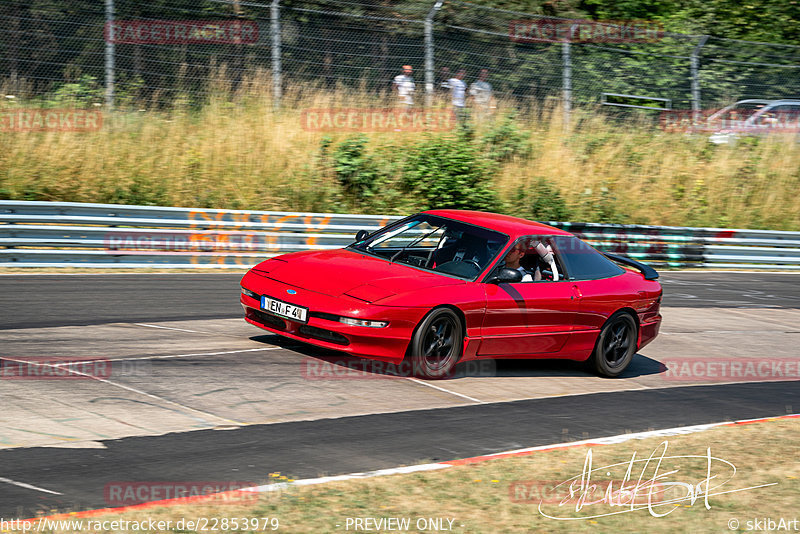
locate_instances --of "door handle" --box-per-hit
[571,284,582,300]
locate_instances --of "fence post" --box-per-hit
[271,0,282,108]
[691,35,709,117]
[105,0,114,110]
[562,24,576,126]
[424,0,443,107]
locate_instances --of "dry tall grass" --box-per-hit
[1,80,799,230]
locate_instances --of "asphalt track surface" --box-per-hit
[0,272,798,518]
[0,382,797,518]
[1,271,799,330]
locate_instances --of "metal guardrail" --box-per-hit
[1,201,799,270]
[0,201,395,268]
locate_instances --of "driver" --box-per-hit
[502,242,533,282]
[501,239,560,282]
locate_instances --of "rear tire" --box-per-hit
[591,311,637,377]
[409,308,463,379]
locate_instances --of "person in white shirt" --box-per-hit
[393,65,415,107]
[501,240,560,282]
[447,69,467,121]
[502,243,533,282]
[469,68,495,116]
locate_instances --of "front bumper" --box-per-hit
[240,273,424,363]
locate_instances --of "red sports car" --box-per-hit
[240,210,662,378]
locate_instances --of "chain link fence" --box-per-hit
[1,0,799,114]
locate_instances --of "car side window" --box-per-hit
[553,236,624,281]
[500,236,565,282]
[755,104,800,127]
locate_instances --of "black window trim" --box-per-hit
[347,213,510,282]
[554,235,626,282]
[480,234,573,283]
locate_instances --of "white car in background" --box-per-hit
[708,99,800,144]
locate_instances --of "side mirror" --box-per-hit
[488,268,523,284]
[355,229,370,242]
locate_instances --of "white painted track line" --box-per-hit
[134,323,216,334]
[0,477,63,495]
[405,378,485,404]
[40,347,282,366]
[132,322,253,338]
[1,356,245,427]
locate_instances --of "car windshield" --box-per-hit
[349,214,508,280]
[708,102,768,125]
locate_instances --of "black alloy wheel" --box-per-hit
[592,311,637,377]
[409,308,464,379]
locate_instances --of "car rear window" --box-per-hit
[553,236,625,281]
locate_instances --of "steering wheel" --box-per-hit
[462,260,482,272]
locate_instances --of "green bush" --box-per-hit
[480,113,531,162]
[402,131,500,212]
[576,184,629,224]
[332,135,379,199]
[510,177,571,222]
[47,75,103,107]
[287,136,344,213]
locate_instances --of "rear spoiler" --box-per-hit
[604,253,659,280]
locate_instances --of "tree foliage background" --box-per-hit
[1,0,798,109]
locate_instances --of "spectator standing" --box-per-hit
[438,66,451,93]
[469,68,495,117]
[393,65,415,108]
[447,69,468,121]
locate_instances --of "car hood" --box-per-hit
[255,249,464,302]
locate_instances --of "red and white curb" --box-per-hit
[19,412,800,525]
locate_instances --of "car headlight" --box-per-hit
[338,317,388,328]
[241,287,260,300]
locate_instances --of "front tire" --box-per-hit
[591,311,637,377]
[409,308,463,379]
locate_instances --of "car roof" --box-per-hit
[423,209,573,237]
[725,99,800,109]
[732,99,774,104]
[764,99,800,106]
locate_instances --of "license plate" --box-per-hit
[261,295,308,323]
